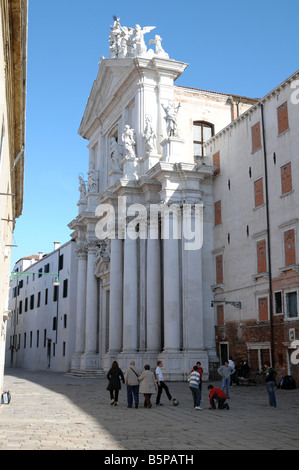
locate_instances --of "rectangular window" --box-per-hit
[286,292,298,318]
[38,268,42,278]
[45,288,48,305]
[44,329,47,347]
[37,292,41,308]
[216,254,223,284]
[19,300,22,314]
[37,330,39,348]
[64,314,67,328]
[281,162,292,195]
[284,229,296,266]
[274,291,283,314]
[63,279,68,298]
[30,331,32,348]
[53,317,57,331]
[214,200,222,226]
[251,122,261,151]
[59,254,64,271]
[217,304,224,326]
[30,295,34,310]
[213,151,220,176]
[53,285,59,302]
[257,239,267,274]
[277,101,289,134]
[24,332,26,349]
[63,342,66,357]
[258,297,268,321]
[254,178,264,208]
[44,263,50,273]
[25,297,28,312]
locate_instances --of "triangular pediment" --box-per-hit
[78,59,133,139]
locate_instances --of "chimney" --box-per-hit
[54,241,60,251]
[38,252,43,260]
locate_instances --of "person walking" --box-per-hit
[208,385,229,410]
[217,361,235,398]
[264,361,277,408]
[106,361,125,406]
[124,360,141,409]
[155,360,174,405]
[138,364,157,408]
[188,365,202,410]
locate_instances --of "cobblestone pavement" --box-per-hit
[0,367,299,451]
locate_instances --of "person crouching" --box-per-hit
[208,385,229,410]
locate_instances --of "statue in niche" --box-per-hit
[87,162,98,193]
[144,115,156,155]
[78,174,87,200]
[109,136,123,171]
[161,100,181,137]
[122,124,136,159]
[132,24,156,57]
[149,35,169,58]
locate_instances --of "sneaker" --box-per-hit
[194,406,202,410]
[111,399,114,405]
[114,402,118,406]
[225,403,229,410]
[156,403,163,406]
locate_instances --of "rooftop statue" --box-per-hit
[108,16,167,59]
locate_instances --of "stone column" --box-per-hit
[72,242,87,370]
[162,209,181,352]
[146,223,161,353]
[108,239,123,354]
[122,234,138,353]
[82,240,98,369]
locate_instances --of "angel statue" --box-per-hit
[132,24,156,57]
[109,16,122,57]
[149,35,169,58]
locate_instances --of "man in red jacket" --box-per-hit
[208,385,229,410]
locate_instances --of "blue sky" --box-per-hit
[10,0,299,267]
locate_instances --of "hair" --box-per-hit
[111,361,119,370]
[193,365,198,371]
[157,360,162,366]
[144,364,150,370]
[208,385,213,390]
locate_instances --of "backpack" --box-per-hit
[278,375,296,390]
[1,390,11,404]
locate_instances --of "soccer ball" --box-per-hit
[173,398,179,406]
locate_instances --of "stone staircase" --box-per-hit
[67,369,106,378]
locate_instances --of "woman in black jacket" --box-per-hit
[107,361,125,406]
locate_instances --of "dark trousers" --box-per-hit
[109,390,119,402]
[143,394,152,408]
[126,385,139,407]
[156,381,172,404]
[211,393,226,409]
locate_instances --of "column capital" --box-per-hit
[75,241,87,259]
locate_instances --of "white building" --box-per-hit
[206,69,299,382]
[68,19,257,379]
[6,241,78,372]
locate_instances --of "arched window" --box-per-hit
[193,121,214,157]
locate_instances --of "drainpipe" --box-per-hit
[260,102,275,368]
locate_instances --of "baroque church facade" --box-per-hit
[68,18,257,380]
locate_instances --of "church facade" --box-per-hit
[68,18,257,379]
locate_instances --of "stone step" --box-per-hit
[67,369,106,378]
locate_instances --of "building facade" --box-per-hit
[6,241,78,371]
[68,19,257,380]
[206,70,299,382]
[0,0,27,397]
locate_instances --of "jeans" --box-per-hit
[221,378,230,397]
[211,393,227,409]
[126,384,139,407]
[266,381,277,407]
[190,386,201,407]
[156,381,172,404]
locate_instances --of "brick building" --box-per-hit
[206,70,299,383]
